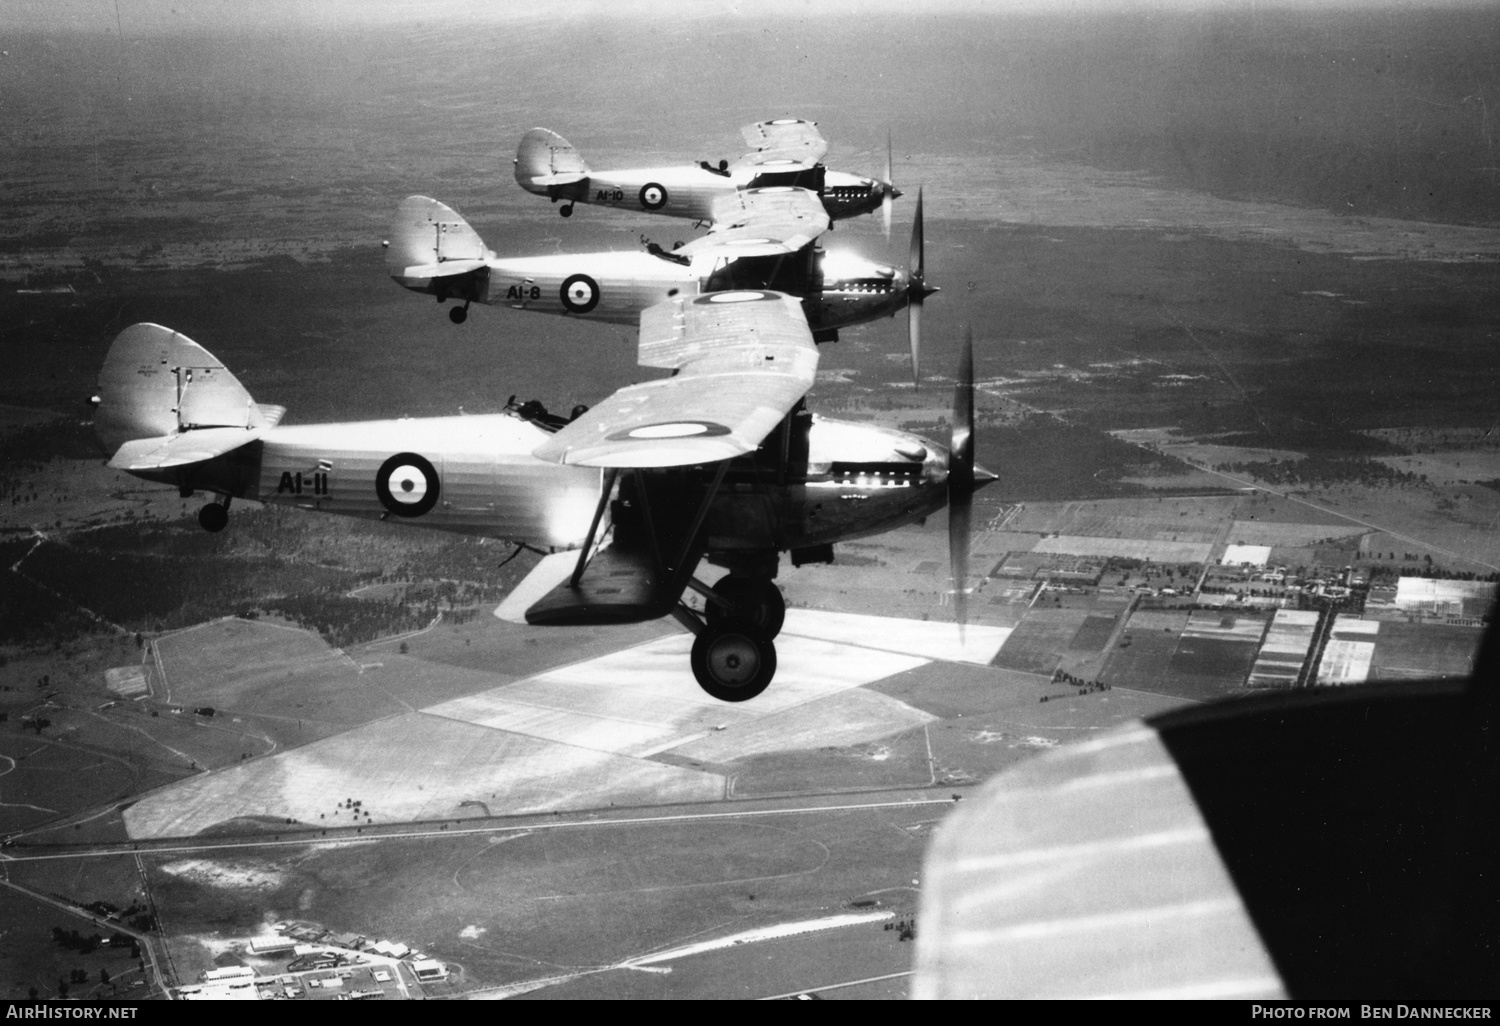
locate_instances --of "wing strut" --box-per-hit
[570,468,618,588]
[671,460,730,582]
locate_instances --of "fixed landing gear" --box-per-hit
[448,303,470,324]
[687,576,784,701]
[198,495,231,533]
[690,625,776,703]
[559,203,574,218]
[706,576,785,638]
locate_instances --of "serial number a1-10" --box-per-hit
[595,188,625,203]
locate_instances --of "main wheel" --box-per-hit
[198,503,228,533]
[706,577,786,638]
[560,204,574,218]
[448,305,468,324]
[690,627,776,703]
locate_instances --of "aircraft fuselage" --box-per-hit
[523,165,888,224]
[394,249,913,334]
[121,412,952,560]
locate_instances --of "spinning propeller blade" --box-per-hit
[949,327,976,632]
[907,188,937,386]
[882,130,895,241]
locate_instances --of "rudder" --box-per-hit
[387,195,490,281]
[514,127,590,194]
[95,324,270,453]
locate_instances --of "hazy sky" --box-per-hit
[7,0,1484,35]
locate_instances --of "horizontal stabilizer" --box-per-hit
[527,172,588,188]
[399,258,489,280]
[108,426,265,471]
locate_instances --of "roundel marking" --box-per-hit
[705,290,774,304]
[375,453,440,517]
[559,273,600,314]
[639,183,668,211]
[609,421,732,442]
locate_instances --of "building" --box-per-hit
[201,966,255,983]
[412,959,448,982]
[1393,578,1496,619]
[250,935,296,956]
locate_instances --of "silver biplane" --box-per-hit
[513,119,900,230]
[386,187,936,378]
[94,305,991,703]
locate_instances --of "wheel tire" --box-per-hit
[560,205,573,218]
[706,577,786,639]
[449,306,468,324]
[690,627,776,703]
[198,503,228,533]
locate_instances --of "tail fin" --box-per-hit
[514,127,590,194]
[387,195,491,283]
[95,324,279,454]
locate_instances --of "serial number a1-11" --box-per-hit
[277,471,329,496]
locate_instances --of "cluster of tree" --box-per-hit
[1199,585,1286,597]
[50,928,117,954]
[239,594,434,649]
[1398,567,1500,582]
[884,918,917,942]
[1220,456,1420,488]
[1041,671,1112,702]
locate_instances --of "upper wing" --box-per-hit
[675,186,831,259]
[733,118,828,169]
[531,290,818,468]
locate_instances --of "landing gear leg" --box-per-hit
[198,495,230,533]
[448,302,469,324]
[690,625,777,703]
[705,576,786,638]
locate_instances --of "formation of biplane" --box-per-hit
[94,120,991,701]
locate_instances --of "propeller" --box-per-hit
[949,327,976,632]
[881,130,896,241]
[907,187,938,386]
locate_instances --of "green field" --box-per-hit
[1167,636,1261,695]
[990,610,1090,676]
[1370,622,1484,680]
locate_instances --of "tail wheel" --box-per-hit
[198,503,228,533]
[706,577,786,639]
[690,626,776,702]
